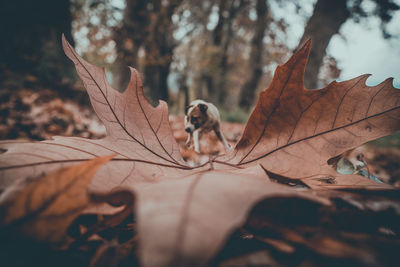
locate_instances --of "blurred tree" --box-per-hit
[113,0,182,104]
[299,0,400,89]
[298,0,349,89]
[174,0,250,107]
[168,0,214,104]
[0,0,74,87]
[111,0,280,110]
[113,0,148,91]
[143,0,184,103]
[239,0,268,110]
[71,0,122,66]
[174,0,285,110]
[205,0,248,105]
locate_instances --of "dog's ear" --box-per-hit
[185,105,193,114]
[199,103,208,114]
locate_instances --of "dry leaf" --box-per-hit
[0,155,113,245]
[135,171,327,267]
[219,40,400,188]
[237,189,400,267]
[0,35,194,192]
[264,167,392,190]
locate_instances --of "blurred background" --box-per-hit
[0,0,399,183]
[1,0,400,110]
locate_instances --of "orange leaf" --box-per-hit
[0,155,113,245]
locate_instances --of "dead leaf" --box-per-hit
[135,171,327,267]
[301,170,392,190]
[0,155,113,245]
[219,40,400,186]
[0,35,195,192]
[218,250,278,267]
[237,189,400,267]
[264,166,392,190]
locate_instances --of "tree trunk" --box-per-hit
[204,0,228,103]
[177,72,189,112]
[113,0,148,91]
[113,0,181,103]
[206,0,247,105]
[216,0,246,105]
[143,0,182,104]
[0,0,74,86]
[298,0,350,89]
[212,0,229,47]
[239,0,268,110]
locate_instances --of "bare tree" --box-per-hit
[299,0,399,89]
[239,0,268,110]
[298,0,349,89]
[113,0,148,91]
[199,0,248,105]
[143,0,183,104]
[113,0,182,104]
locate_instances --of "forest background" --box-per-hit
[1,0,400,110]
[0,0,400,156]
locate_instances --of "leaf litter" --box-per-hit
[0,36,399,266]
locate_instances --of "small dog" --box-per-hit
[184,99,232,153]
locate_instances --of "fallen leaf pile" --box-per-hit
[0,88,106,140]
[0,36,400,266]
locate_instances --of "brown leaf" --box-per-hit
[0,35,195,192]
[238,189,400,267]
[301,170,393,190]
[135,171,327,267]
[0,155,112,245]
[263,166,392,190]
[220,40,400,184]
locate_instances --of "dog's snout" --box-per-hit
[185,128,191,133]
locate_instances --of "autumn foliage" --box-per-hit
[0,36,399,267]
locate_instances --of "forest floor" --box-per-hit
[1,87,399,187]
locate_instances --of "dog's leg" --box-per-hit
[214,126,232,152]
[193,130,201,153]
[185,132,193,148]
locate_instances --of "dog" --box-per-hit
[184,99,232,153]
